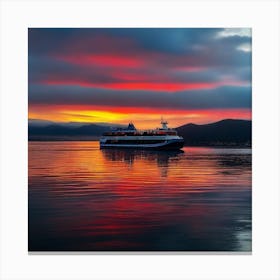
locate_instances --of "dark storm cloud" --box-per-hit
[28,28,252,110]
[28,28,251,66]
[29,84,251,109]
[28,55,121,84]
[29,28,250,56]
[29,54,241,85]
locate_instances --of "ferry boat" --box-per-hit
[99,120,184,150]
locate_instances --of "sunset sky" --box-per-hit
[28,28,252,129]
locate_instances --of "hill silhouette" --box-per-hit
[28,123,108,140]
[176,119,251,146]
[28,119,251,146]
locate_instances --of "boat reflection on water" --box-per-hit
[101,149,184,177]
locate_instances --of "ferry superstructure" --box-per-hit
[99,120,184,150]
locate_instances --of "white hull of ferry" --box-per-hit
[100,136,184,150]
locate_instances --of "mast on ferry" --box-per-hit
[161,117,168,130]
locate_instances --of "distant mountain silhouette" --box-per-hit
[28,123,109,140]
[176,119,251,146]
[28,119,55,127]
[28,119,251,146]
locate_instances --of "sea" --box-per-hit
[28,141,252,252]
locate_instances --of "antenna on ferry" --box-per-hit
[161,117,168,130]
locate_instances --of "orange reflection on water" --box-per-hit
[28,141,252,251]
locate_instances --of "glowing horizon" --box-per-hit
[28,106,251,129]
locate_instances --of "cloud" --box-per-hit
[29,84,251,110]
[237,43,252,52]
[28,28,252,117]
[216,28,251,38]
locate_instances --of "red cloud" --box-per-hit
[41,79,247,92]
[57,54,144,68]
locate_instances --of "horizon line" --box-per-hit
[28,117,252,127]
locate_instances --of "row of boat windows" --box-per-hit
[103,131,177,136]
[104,139,166,144]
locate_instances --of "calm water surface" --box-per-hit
[28,141,251,251]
